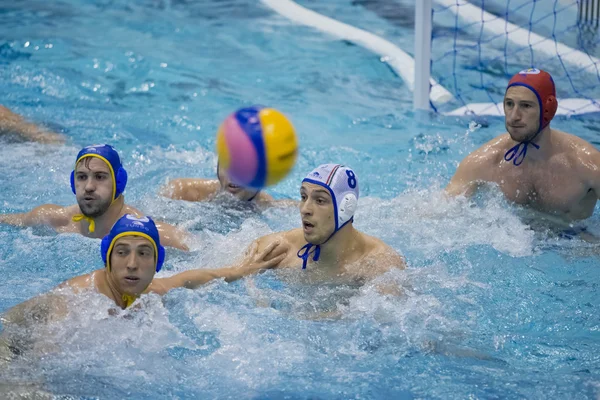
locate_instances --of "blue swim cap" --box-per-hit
[71,144,128,201]
[297,164,359,269]
[101,214,165,272]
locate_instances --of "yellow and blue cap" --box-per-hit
[71,144,128,201]
[101,214,165,272]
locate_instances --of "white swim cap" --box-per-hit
[302,163,359,231]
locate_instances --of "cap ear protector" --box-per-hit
[338,193,357,225]
[541,94,558,130]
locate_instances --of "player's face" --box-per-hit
[217,164,260,201]
[504,86,541,142]
[299,183,335,244]
[74,158,114,217]
[109,236,156,296]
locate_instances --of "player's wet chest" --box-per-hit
[493,162,587,210]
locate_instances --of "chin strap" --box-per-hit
[72,214,95,233]
[122,294,137,309]
[297,243,321,270]
[247,190,260,202]
[504,141,540,166]
[504,130,541,166]
[296,219,354,270]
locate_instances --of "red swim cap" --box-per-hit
[506,68,558,132]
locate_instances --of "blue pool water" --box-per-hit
[0,0,599,398]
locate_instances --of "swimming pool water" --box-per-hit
[0,0,599,398]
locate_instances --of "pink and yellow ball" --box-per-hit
[216,106,298,189]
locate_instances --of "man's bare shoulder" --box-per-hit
[462,134,510,165]
[256,229,303,251]
[256,191,275,202]
[171,178,220,191]
[36,204,67,213]
[556,131,600,181]
[558,130,600,158]
[62,204,81,215]
[161,178,220,201]
[365,234,405,264]
[122,204,143,217]
[36,204,74,226]
[58,270,98,293]
[446,134,509,196]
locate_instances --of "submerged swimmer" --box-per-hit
[0,144,190,250]
[248,164,406,287]
[0,105,65,144]
[446,68,600,227]
[161,161,296,206]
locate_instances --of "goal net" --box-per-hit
[425,0,600,116]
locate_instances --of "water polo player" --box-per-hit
[446,68,600,223]
[161,106,297,206]
[246,164,405,283]
[0,213,287,363]
[0,144,189,250]
[161,161,275,203]
[2,214,287,314]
